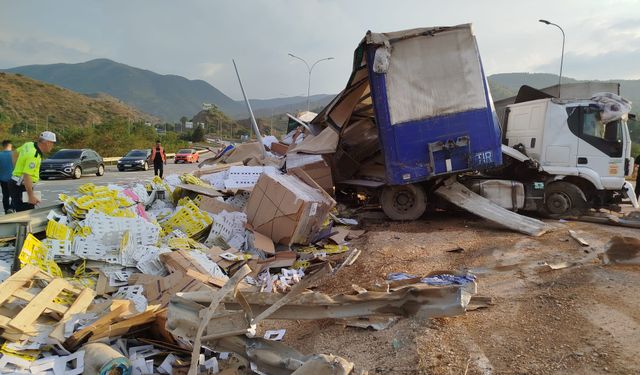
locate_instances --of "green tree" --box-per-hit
[191,124,205,142]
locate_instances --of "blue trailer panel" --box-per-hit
[364,24,503,185]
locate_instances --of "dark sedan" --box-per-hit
[117,149,151,171]
[40,149,105,180]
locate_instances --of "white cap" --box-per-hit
[39,131,57,143]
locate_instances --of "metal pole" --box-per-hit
[288,53,334,111]
[539,20,565,98]
[232,59,266,157]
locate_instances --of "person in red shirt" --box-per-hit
[150,140,167,178]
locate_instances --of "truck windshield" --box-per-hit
[567,106,623,157]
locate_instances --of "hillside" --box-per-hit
[4,59,334,121]
[0,72,156,129]
[488,73,640,111]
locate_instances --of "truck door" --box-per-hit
[570,106,625,189]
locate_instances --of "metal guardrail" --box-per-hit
[102,150,209,164]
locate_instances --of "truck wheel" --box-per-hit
[542,181,587,218]
[380,184,427,221]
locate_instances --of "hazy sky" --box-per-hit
[1,0,639,100]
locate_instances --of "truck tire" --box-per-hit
[380,184,427,221]
[541,181,587,218]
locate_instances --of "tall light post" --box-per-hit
[288,53,334,111]
[539,19,565,98]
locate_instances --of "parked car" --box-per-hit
[117,149,151,171]
[40,149,105,180]
[174,148,199,163]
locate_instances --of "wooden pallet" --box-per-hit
[0,265,95,339]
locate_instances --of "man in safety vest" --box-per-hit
[10,131,56,211]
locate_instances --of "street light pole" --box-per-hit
[288,53,334,111]
[539,19,565,98]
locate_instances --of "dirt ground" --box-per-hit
[266,210,640,374]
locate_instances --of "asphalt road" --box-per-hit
[1,160,207,211]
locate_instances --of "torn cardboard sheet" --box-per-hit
[288,126,339,155]
[250,230,275,255]
[223,142,265,164]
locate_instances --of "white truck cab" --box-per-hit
[501,93,637,215]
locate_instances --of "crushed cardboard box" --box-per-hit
[245,169,335,245]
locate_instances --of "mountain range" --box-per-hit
[2,59,638,125]
[0,71,156,129]
[3,59,333,122]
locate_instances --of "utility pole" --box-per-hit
[288,53,334,111]
[539,19,565,98]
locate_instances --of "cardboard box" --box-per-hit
[288,159,333,194]
[244,170,335,245]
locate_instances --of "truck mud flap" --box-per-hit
[435,179,552,237]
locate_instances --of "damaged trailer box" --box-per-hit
[309,23,502,188]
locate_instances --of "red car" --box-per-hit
[174,148,199,163]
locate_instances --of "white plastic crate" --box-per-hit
[225,191,251,209]
[135,246,169,276]
[42,238,72,257]
[112,285,147,312]
[199,170,228,190]
[188,251,228,281]
[205,211,247,248]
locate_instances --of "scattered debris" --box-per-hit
[568,230,589,247]
[435,179,552,237]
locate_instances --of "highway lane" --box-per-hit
[0,159,209,212]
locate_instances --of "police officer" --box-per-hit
[10,131,56,211]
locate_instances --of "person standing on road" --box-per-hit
[10,131,56,212]
[0,140,14,214]
[151,140,166,178]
